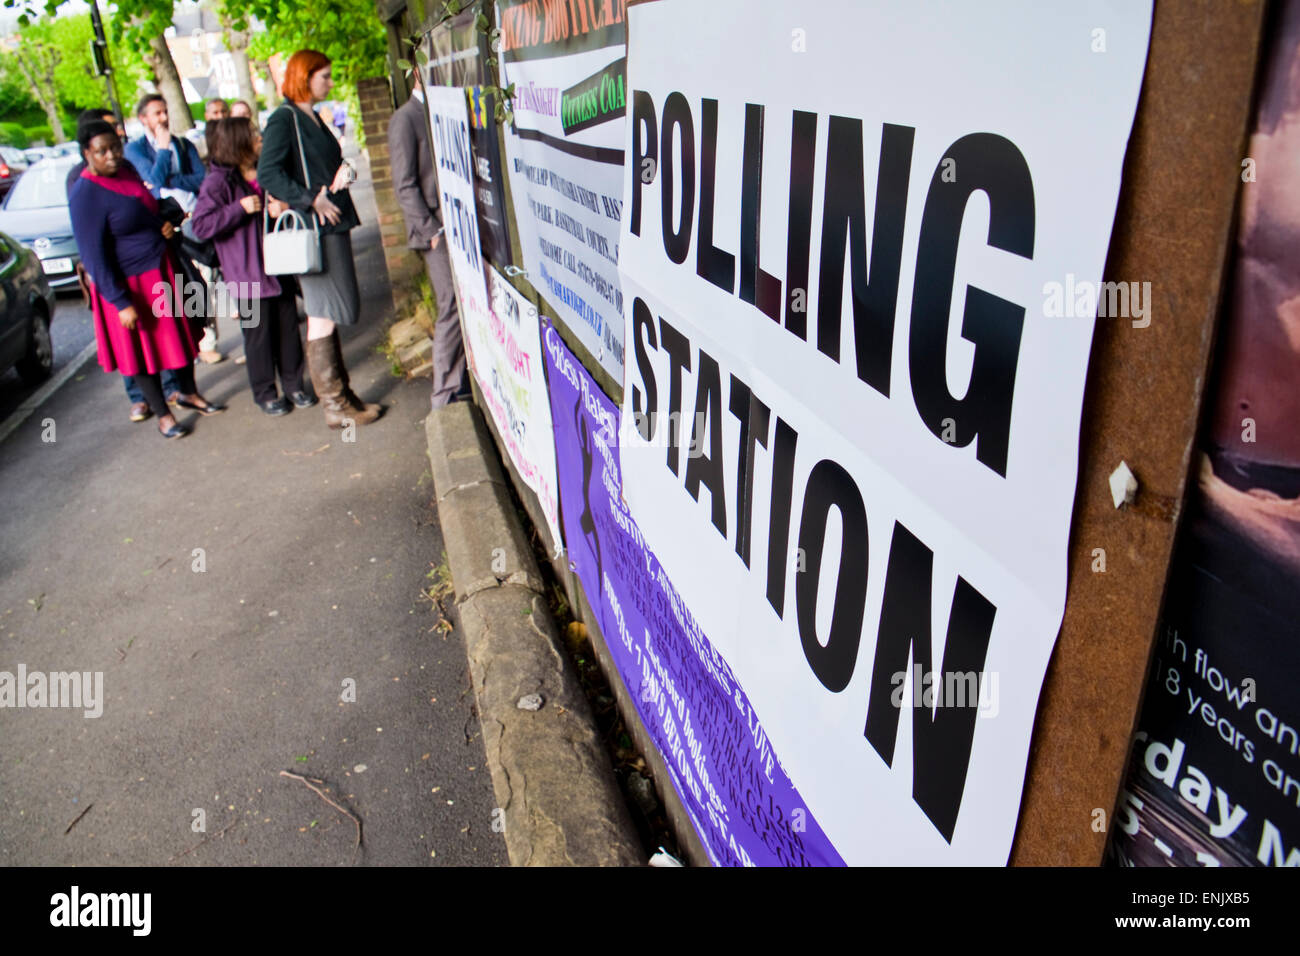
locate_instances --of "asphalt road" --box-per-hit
[0,290,97,424]
[0,144,508,866]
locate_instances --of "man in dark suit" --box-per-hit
[388,74,468,407]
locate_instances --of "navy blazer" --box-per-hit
[124,133,206,199]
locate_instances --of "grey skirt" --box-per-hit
[298,232,360,325]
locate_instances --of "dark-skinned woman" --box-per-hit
[69,120,226,437]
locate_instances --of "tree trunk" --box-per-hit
[220,20,258,109]
[145,34,194,134]
[259,61,281,109]
[12,50,65,143]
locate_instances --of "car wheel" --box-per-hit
[16,309,54,385]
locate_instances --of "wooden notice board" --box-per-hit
[1010,0,1269,865]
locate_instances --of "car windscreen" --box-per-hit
[3,164,69,211]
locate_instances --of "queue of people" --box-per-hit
[66,49,383,439]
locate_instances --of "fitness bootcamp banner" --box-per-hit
[544,316,843,866]
[497,0,628,382]
[1108,5,1300,868]
[618,1,1151,864]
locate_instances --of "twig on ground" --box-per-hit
[168,818,239,861]
[63,803,93,835]
[279,770,363,849]
[282,444,331,458]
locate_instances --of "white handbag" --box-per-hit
[263,106,322,276]
[264,208,321,275]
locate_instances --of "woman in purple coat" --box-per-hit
[191,118,316,415]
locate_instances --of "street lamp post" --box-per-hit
[88,0,124,130]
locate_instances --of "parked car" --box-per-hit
[52,142,82,158]
[0,155,82,293]
[0,230,55,385]
[0,146,31,202]
[23,147,58,164]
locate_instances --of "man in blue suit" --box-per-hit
[124,93,224,364]
[124,93,205,207]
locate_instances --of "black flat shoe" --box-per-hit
[259,397,292,416]
[158,422,188,439]
[175,397,227,416]
[287,390,317,408]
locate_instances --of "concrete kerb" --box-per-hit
[425,402,641,867]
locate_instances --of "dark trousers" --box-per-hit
[124,367,183,403]
[239,289,305,403]
[132,364,197,418]
[422,243,468,407]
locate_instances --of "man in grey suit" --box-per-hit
[389,76,468,407]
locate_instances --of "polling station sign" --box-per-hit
[544,317,843,866]
[617,1,1152,864]
[425,86,494,350]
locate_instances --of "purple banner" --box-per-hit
[543,318,843,866]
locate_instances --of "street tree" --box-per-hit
[9,19,67,141]
[4,0,195,133]
[213,1,257,110]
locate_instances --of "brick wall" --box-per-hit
[358,75,423,317]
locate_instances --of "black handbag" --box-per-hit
[157,196,220,268]
[180,233,221,269]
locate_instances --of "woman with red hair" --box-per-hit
[257,50,381,428]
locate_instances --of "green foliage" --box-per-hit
[0,122,30,148]
[0,8,151,129]
[236,0,387,89]
[24,125,54,145]
[46,15,149,115]
[2,0,172,61]
[0,60,39,119]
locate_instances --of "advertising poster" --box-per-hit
[424,85,493,337]
[1108,5,1300,868]
[544,316,843,866]
[497,0,628,382]
[463,265,563,547]
[424,17,514,267]
[617,1,1151,863]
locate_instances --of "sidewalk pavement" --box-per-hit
[0,145,508,866]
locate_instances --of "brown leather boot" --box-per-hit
[331,329,382,422]
[306,334,381,428]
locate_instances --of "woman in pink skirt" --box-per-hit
[69,120,225,438]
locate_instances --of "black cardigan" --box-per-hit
[256,103,360,235]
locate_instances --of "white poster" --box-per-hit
[469,265,563,548]
[427,86,562,547]
[425,86,493,338]
[617,0,1152,864]
[497,0,628,382]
